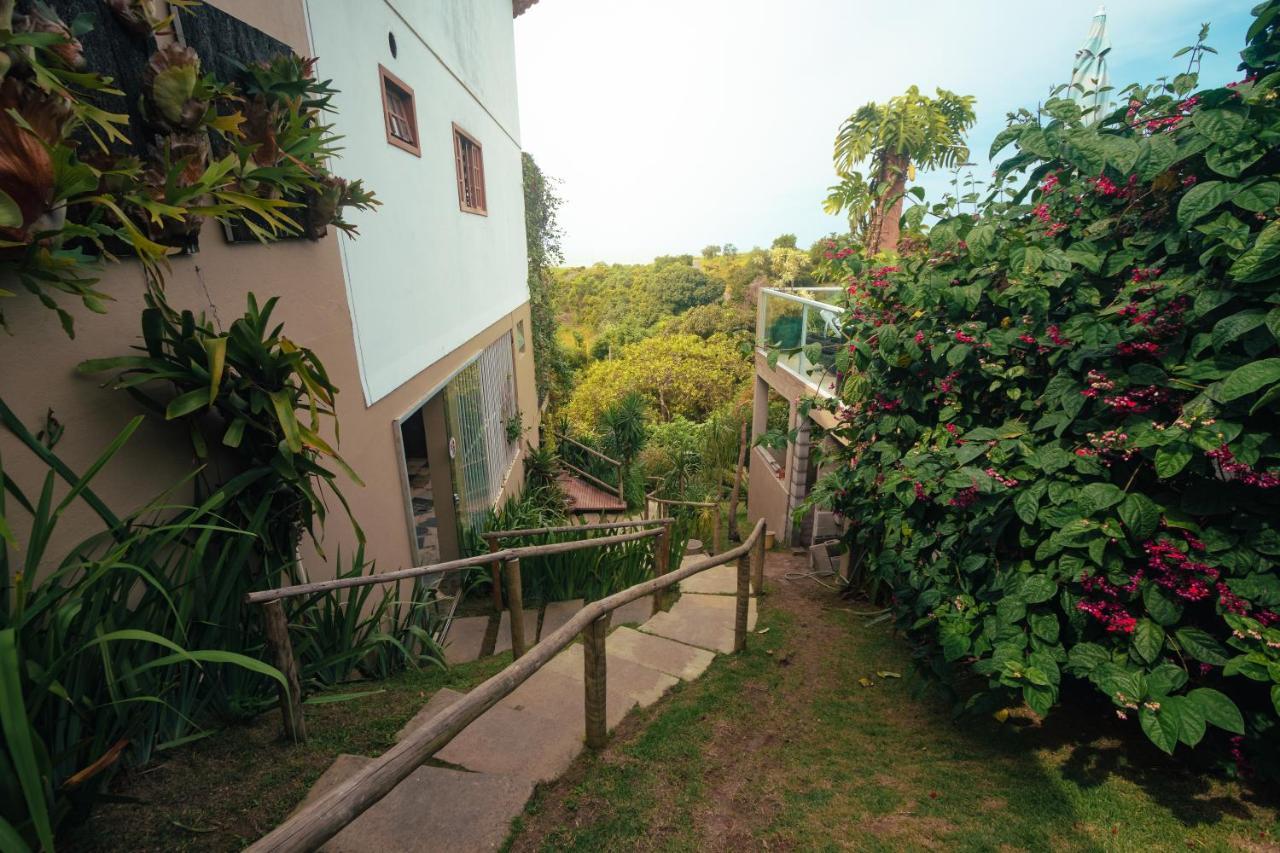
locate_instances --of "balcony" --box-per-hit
[755,287,845,397]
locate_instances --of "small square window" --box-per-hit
[453,124,487,215]
[379,65,419,156]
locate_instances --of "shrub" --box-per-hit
[564,334,749,430]
[808,11,1280,775]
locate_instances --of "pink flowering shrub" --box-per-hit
[807,11,1280,775]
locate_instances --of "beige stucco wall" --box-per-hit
[747,447,791,544]
[0,0,538,581]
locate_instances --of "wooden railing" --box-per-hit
[642,486,723,555]
[245,521,672,744]
[481,518,674,643]
[554,431,624,501]
[245,518,766,853]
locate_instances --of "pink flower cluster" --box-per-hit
[1075,429,1135,463]
[1117,340,1162,357]
[1143,538,1220,602]
[985,467,1019,488]
[1040,173,1059,195]
[948,485,979,508]
[1130,267,1163,283]
[1047,325,1070,346]
[1206,444,1280,489]
[954,331,976,344]
[1100,385,1175,414]
[1076,597,1138,634]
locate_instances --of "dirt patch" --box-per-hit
[859,812,957,848]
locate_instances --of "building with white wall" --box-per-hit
[0,0,544,580]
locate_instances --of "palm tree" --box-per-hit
[828,86,976,255]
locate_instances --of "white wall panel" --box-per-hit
[305,0,529,403]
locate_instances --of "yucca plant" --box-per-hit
[0,402,288,850]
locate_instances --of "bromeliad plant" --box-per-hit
[0,2,377,334]
[806,7,1280,777]
[79,289,363,576]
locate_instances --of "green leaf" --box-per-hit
[1133,618,1164,664]
[1020,575,1057,604]
[1155,444,1192,478]
[222,417,247,448]
[1174,627,1230,666]
[1119,493,1160,540]
[1177,181,1237,228]
[205,337,228,406]
[1186,687,1244,734]
[269,390,303,454]
[1165,695,1206,747]
[1143,584,1182,627]
[1233,181,1280,212]
[1023,683,1054,717]
[1272,685,1280,716]
[1194,109,1247,147]
[0,630,55,853]
[1216,358,1280,402]
[1013,488,1040,525]
[1029,612,1060,643]
[166,388,211,420]
[1140,705,1180,755]
[1228,220,1280,283]
[1067,642,1111,674]
[0,189,23,229]
[1079,482,1124,514]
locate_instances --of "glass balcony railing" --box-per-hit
[756,288,844,397]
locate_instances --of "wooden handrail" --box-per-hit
[560,459,622,498]
[553,431,621,468]
[643,492,723,554]
[245,527,662,606]
[485,518,672,540]
[247,519,766,853]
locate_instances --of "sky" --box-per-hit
[513,0,1256,267]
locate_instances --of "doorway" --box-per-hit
[397,393,461,565]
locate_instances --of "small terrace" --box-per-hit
[755,287,845,397]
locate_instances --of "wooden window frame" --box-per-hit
[452,123,487,215]
[379,64,420,157]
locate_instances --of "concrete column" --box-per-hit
[751,375,769,442]
[786,415,811,547]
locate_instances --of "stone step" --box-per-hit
[434,700,583,782]
[442,615,489,665]
[494,608,538,655]
[538,598,584,641]
[678,562,738,595]
[296,754,532,852]
[394,688,465,743]
[605,625,715,681]
[610,594,655,626]
[542,643,679,708]
[498,665,637,732]
[638,594,756,654]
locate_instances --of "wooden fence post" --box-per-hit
[486,535,504,612]
[505,557,527,660]
[710,507,721,556]
[653,521,672,615]
[262,600,307,743]
[734,550,751,653]
[583,613,609,749]
[752,527,766,595]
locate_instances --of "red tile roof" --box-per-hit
[514,0,540,16]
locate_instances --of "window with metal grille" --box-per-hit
[452,125,486,214]
[379,65,419,156]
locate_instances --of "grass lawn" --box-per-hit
[68,549,1277,851]
[505,552,1279,852]
[66,653,512,851]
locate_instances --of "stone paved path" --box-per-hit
[301,559,755,852]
